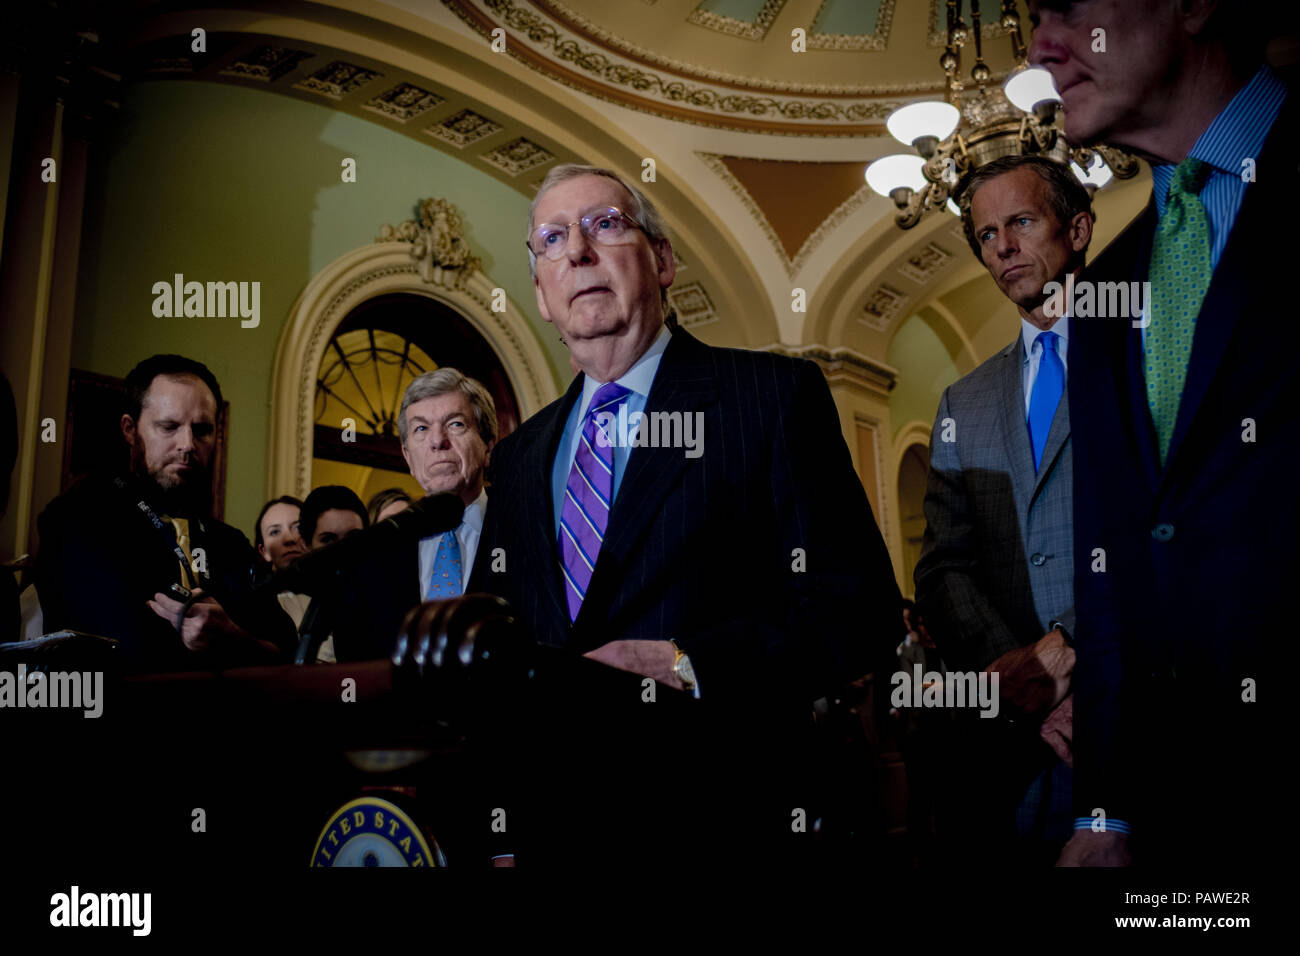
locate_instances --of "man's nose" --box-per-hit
[430,427,451,449]
[176,426,196,452]
[563,222,595,263]
[1026,16,1065,69]
[996,231,1018,258]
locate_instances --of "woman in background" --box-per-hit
[366,487,412,525]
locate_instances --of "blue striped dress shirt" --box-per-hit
[1150,66,1288,268]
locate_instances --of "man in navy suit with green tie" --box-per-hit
[1029,0,1291,868]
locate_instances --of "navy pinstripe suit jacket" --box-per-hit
[469,326,901,706]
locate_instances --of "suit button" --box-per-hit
[1151,523,1175,542]
[1030,553,1046,566]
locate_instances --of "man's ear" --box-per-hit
[400,441,412,473]
[656,238,677,289]
[121,413,137,446]
[1070,211,1094,255]
[1182,0,1218,36]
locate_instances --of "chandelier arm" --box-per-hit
[1092,144,1141,179]
[895,182,932,230]
[1002,0,1026,63]
[971,0,989,89]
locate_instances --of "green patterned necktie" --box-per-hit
[1145,157,1212,463]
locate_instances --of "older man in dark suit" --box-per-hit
[1029,0,1291,868]
[470,163,900,863]
[916,154,1094,865]
[325,368,496,663]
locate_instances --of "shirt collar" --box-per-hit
[1152,65,1288,206]
[461,488,487,534]
[580,323,671,413]
[1020,314,1069,360]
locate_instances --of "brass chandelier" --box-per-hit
[866,0,1137,229]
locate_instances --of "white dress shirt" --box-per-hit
[417,488,487,597]
[1021,314,1070,416]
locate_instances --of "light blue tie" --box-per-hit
[1027,330,1064,472]
[425,530,463,599]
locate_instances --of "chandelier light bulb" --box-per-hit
[1004,67,1062,114]
[866,154,927,198]
[886,101,960,150]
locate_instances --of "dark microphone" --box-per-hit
[269,492,465,597]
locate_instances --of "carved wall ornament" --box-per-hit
[427,108,503,148]
[860,284,909,330]
[363,82,444,121]
[376,198,483,287]
[294,60,381,100]
[898,242,955,284]
[217,46,313,82]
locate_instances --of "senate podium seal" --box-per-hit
[311,795,446,866]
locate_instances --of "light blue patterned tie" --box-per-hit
[558,382,629,621]
[1027,330,1064,472]
[1146,157,1212,463]
[425,530,463,599]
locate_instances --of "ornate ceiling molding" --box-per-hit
[686,0,787,42]
[445,0,900,135]
[698,152,874,278]
[807,0,896,52]
[533,0,937,96]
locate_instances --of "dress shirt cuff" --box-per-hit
[1073,816,1131,835]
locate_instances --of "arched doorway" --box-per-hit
[896,443,930,598]
[267,206,561,500]
[310,293,522,505]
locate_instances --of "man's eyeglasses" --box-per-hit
[527,206,648,261]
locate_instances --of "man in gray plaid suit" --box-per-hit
[914,154,1094,865]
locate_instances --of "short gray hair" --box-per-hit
[959,154,1095,262]
[526,164,675,317]
[398,368,498,447]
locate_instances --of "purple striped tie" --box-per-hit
[559,381,630,621]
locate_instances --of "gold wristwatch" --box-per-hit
[669,640,697,696]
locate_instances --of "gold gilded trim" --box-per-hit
[533,0,929,94]
[449,0,896,135]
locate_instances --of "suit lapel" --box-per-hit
[1086,199,1162,493]
[1031,382,1071,503]
[997,337,1036,508]
[578,329,718,625]
[1162,92,1299,478]
[520,373,584,640]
